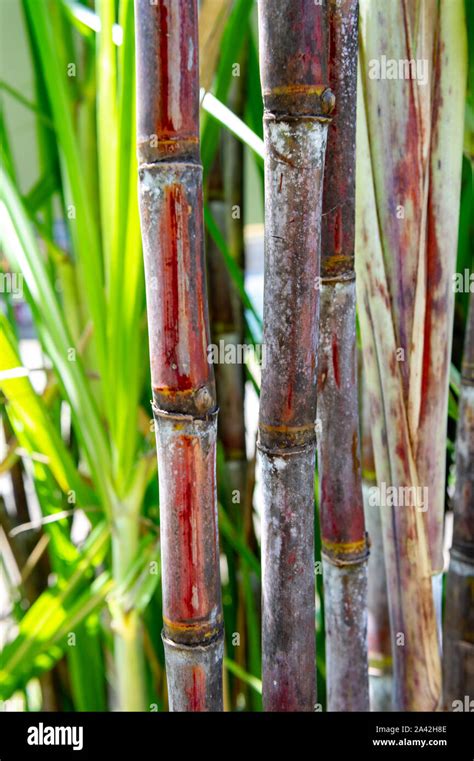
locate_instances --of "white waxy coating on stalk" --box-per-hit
[187,36,194,72]
[139,166,163,198]
[262,119,328,386]
[268,120,327,171]
[322,558,369,711]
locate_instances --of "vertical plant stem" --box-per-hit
[207,141,247,504]
[135,0,224,711]
[444,295,474,707]
[361,371,392,711]
[112,511,145,711]
[222,62,248,504]
[317,0,369,711]
[206,61,248,700]
[257,0,334,711]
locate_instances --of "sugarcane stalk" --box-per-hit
[257,0,334,712]
[207,138,247,504]
[206,145,246,703]
[222,64,247,503]
[361,370,392,711]
[317,0,369,711]
[444,294,474,708]
[135,0,224,711]
[206,68,248,702]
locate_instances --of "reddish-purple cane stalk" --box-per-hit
[317,0,369,711]
[257,0,334,711]
[135,0,223,711]
[444,295,474,707]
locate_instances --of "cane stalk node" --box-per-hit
[263,84,335,119]
[320,264,356,283]
[258,423,316,451]
[321,535,370,566]
[162,628,224,652]
[162,617,224,647]
[162,629,224,712]
[152,397,218,422]
[137,137,200,165]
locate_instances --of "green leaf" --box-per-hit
[202,92,264,162]
[224,658,262,695]
[0,523,111,699]
[22,0,107,375]
[1,170,113,509]
[0,314,93,507]
[201,0,254,171]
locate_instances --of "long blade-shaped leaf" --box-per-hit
[1,170,113,509]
